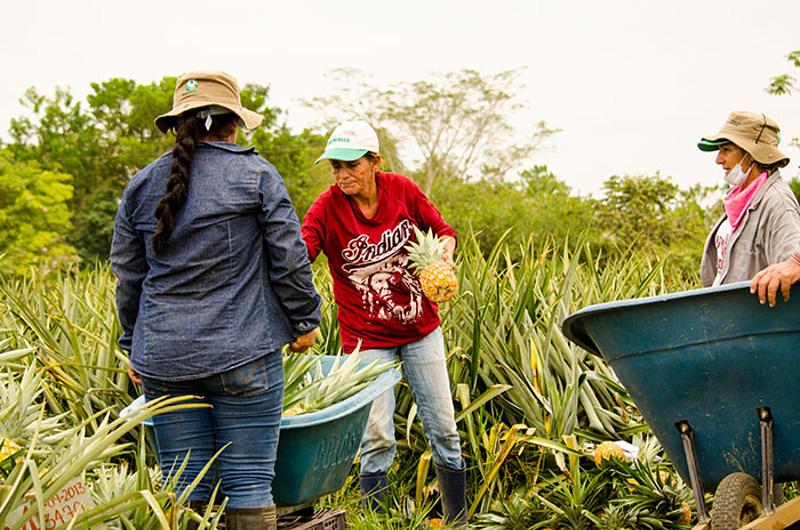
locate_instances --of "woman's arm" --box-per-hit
[257,166,322,337]
[751,187,800,307]
[110,194,147,354]
[300,197,327,263]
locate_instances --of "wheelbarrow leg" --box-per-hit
[676,421,710,523]
[758,406,775,515]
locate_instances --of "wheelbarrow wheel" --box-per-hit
[711,472,763,530]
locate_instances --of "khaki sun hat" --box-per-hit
[697,110,789,167]
[155,71,263,134]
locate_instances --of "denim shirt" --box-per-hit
[111,141,321,381]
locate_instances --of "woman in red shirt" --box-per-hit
[302,121,466,526]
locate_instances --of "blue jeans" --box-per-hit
[142,351,284,508]
[359,327,464,475]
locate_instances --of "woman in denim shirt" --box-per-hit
[110,71,321,530]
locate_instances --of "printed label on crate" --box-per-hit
[3,477,97,530]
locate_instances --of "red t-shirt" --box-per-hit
[302,172,456,352]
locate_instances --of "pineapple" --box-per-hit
[593,441,625,467]
[0,437,20,463]
[406,226,458,303]
[679,502,692,524]
[0,437,21,469]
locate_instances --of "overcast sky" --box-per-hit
[3,0,799,195]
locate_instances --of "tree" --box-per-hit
[788,176,800,202]
[766,50,800,151]
[597,173,713,278]
[519,165,570,196]
[0,150,77,274]
[5,77,316,261]
[599,174,680,243]
[306,68,559,194]
[767,50,800,96]
[7,80,174,261]
[430,165,597,257]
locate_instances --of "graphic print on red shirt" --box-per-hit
[341,219,424,324]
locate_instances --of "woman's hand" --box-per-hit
[289,328,318,353]
[128,360,142,385]
[750,255,800,307]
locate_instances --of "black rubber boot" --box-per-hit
[225,506,277,530]
[435,464,467,527]
[360,471,389,512]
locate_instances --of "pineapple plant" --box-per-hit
[282,351,396,416]
[406,226,458,303]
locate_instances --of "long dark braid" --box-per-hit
[152,111,238,254]
[152,115,202,254]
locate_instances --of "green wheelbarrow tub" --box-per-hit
[273,355,400,506]
[562,281,800,492]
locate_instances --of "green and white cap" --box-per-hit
[315,120,380,164]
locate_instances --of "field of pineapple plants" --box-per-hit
[0,233,708,529]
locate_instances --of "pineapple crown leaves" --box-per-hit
[406,226,446,272]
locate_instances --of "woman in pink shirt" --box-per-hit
[302,121,466,526]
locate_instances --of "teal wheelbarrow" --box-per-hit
[563,281,800,530]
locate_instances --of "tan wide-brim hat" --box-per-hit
[155,71,264,134]
[697,110,789,167]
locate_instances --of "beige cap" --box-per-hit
[698,110,789,167]
[155,71,264,133]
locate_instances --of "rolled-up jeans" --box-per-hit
[359,327,464,475]
[141,351,283,508]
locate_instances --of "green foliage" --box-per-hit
[597,173,713,279]
[430,166,598,257]
[599,173,680,243]
[428,167,711,276]
[767,50,800,95]
[5,77,311,262]
[0,265,130,428]
[0,150,77,273]
[7,80,173,262]
[519,165,570,195]
[2,74,718,276]
[766,50,800,151]
[0,234,705,528]
[788,176,800,202]
[71,185,121,260]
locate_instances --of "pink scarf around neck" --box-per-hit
[724,171,768,231]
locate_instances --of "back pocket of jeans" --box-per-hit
[219,356,270,396]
